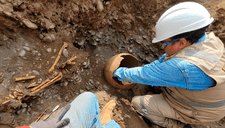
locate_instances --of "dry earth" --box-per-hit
[0,0,225,128]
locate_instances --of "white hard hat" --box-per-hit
[152,2,214,43]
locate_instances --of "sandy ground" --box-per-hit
[0,0,225,128]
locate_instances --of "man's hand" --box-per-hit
[30,104,71,128]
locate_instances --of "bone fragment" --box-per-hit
[15,76,36,81]
[2,100,10,105]
[52,71,59,77]
[32,72,63,94]
[31,79,50,92]
[26,82,38,88]
[48,42,68,74]
[60,55,77,68]
[0,72,2,77]
[13,89,25,99]
[9,94,16,99]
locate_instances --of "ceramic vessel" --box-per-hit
[104,53,139,89]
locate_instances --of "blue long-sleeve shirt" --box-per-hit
[114,34,215,91]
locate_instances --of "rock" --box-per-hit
[3,11,12,17]
[89,30,95,35]
[50,34,55,41]
[39,34,44,39]
[22,108,27,113]
[27,107,31,112]
[73,75,82,83]
[72,3,79,12]
[82,60,90,69]
[63,49,68,57]
[38,78,42,83]
[42,35,52,43]
[46,48,51,53]
[22,103,27,108]
[143,35,147,39]
[103,85,109,90]
[19,50,26,57]
[79,89,84,93]
[64,81,68,86]
[42,18,55,29]
[65,95,69,102]
[0,3,13,13]
[20,4,26,10]
[78,38,85,46]
[32,50,38,53]
[23,46,30,51]
[32,70,40,75]
[124,114,131,119]
[0,0,6,4]
[22,19,38,29]
[96,0,104,12]
[16,109,21,115]
[33,3,42,11]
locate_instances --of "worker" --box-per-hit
[16,92,120,128]
[113,2,225,128]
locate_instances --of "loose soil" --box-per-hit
[0,0,225,128]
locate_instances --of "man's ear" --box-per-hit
[179,38,191,48]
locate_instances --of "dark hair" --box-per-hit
[171,25,210,44]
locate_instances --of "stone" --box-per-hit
[32,70,40,75]
[19,50,26,57]
[46,48,51,53]
[65,95,69,102]
[89,30,95,35]
[20,3,26,10]
[42,35,52,43]
[38,78,42,83]
[50,34,55,41]
[0,0,6,4]
[3,11,12,17]
[64,81,68,86]
[39,34,44,39]
[42,18,55,29]
[22,103,27,108]
[23,46,30,51]
[16,109,21,115]
[103,85,109,90]
[63,49,69,57]
[79,89,84,93]
[83,60,90,69]
[78,39,85,46]
[124,114,131,119]
[96,0,104,12]
[22,19,38,29]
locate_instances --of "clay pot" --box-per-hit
[104,53,139,89]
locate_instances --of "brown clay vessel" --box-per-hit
[104,53,139,89]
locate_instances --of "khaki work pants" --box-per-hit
[131,94,185,128]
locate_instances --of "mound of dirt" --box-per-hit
[0,0,225,128]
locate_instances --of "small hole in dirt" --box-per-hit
[69,22,74,26]
[42,29,48,33]
[73,42,81,49]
